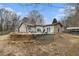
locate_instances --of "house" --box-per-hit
[15,18,63,34]
[17,23,63,34]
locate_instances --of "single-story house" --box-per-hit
[15,22,63,34]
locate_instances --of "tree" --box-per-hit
[52,18,57,23]
[26,10,44,25]
[22,16,31,24]
[0,8,19,32]
[61,3,79,28]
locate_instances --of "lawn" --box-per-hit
[0,33,79,56]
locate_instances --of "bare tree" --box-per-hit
[61,3,79,28]
[0,8,19,32]
[27,10,44,25]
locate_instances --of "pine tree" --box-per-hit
[52,18,57,23]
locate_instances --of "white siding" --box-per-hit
[36,26,43,33]
[19,23,60,34]
[30,27,36,33]
[44,26,54,34]
[49,26,54,34]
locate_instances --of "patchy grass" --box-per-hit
[0,33,79,56]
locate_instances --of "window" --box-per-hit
[37,28,41,32]
[47,27,50,32]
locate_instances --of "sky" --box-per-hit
[0,3,66,24]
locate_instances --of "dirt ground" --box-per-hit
[0,33,79,56]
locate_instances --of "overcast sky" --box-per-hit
[0,3,66,24]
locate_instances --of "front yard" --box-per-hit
[0,33,79,55]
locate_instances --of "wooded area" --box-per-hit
[62,4,79,28]
[0,8,44,34]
